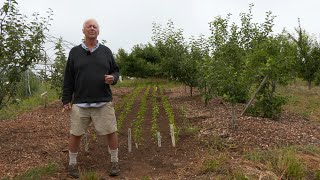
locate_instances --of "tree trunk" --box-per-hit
[190,86,193,97]
[308,81,312,90]
[271,80,276,94]
[27,70,31,96]
[231,103,236,130]
[204,83,208,106]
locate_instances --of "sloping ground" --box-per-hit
[168,87,320,150]
[0,86,319,179]
[167,87,320,179]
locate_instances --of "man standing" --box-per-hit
[62,18,120,178]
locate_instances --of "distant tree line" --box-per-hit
[116,4,320,120]
[1,1,320,122]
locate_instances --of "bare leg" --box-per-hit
[107,132,118,150]
[69,134,82,152]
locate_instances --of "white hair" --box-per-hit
[83,18,100,29]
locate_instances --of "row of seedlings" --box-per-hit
[132,85,151,148]
[159,86,177,147]
[116,87,143,131]
[115,88,135,111]
[151,85,160,147]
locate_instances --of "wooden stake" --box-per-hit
[128,128,132,153]
[157,132,161,147]
[170,124,176,147]
[241,76,268,116]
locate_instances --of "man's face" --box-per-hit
[83,20,99,39]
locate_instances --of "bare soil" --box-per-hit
[0,86,319,179]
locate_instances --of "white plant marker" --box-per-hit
[170,124,176,147]
[128,128,132,153]
[135,143,138,149]
[157,132,161,147]
[84,133,89,152]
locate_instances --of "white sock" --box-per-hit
[110,148,118,162]
[69,151,78,165]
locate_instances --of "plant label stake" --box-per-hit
[128,128,132,153]
[157,132,161,147]
[84,133,89,152]
[170,124,176,147]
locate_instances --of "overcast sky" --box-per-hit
[3,0,320,54]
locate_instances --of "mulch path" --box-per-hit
[0,86,319,179]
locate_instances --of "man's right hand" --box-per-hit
[63,103,72,112]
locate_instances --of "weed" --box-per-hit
[204,159,220,173]
[80,170,99,180]
[141,176,151,180]
[244,148,305,179]
[205,134,230,151]
[203,154,230,174]
[315,170,320,180]
[230,171,249,180]
[272,149,304,179]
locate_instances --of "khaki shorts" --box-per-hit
[70,102,117,136]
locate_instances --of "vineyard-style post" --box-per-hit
[157,132,161,147]
[128,128,132,153]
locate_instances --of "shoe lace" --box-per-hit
[111,162,119,170]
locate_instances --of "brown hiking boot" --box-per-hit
[67,164,80,178]
[109,162,120,176]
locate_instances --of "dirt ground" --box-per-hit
[0,86,319,179]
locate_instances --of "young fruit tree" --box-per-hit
[0,0,53,108]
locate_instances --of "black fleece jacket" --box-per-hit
[62,44,119,105]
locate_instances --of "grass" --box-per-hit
[204,159,221,173]
[315,170,320,180]
[277,79,320,122]
[202,154,252,179]
[276,149,304,179]
[242,146,320,179]
[114,77,181,88]
[179,106,200,136]
[203,154,230,173]
[141,176,151,180]
[0,83,58,120]
[80,171,100,180]
[1,162,58,180]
